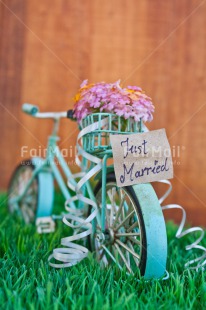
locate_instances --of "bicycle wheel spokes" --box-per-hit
[112,191,125,227]
[115,239,140,260]
[115,232,140,237]
[94,182,142,274]
[127,240,140,267]
[107,187,116,227]
[114,243,133,274]
[127,221,139,232]
[115,210,135,231]
[8,165,38,223]
[127,236,141,245]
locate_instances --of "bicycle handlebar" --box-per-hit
[22,103,75,120]
[22,103,39,115]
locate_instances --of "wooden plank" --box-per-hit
[0,0,206,225]
[0,0,26,188]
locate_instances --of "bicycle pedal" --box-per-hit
[36,216,56,234]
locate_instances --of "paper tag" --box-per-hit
[110,129,173,187]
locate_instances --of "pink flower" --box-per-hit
[80,79,88,88]
[73,80,155,123]
[127,85,142,91]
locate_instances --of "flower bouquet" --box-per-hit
[73,80,155,154]
[73,80,154,123]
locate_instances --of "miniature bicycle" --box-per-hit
[8,103,167,279]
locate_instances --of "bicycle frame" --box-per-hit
[10,104,124,233]
[11,126,105,228]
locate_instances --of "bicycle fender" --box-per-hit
[31,157,54,218]
[133,183,167,279]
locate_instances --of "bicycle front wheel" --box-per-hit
[89,173,167,279]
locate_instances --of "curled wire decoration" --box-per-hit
[49,118,109,268]
[49,118,206,274]
[158,180,206,271]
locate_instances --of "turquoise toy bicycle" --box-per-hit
[8,102,168,280]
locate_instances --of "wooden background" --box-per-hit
[1,0,206,225]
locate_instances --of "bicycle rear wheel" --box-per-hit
[89,173,167,279]
[8,160,38,223]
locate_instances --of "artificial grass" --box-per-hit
[0,192,206,310]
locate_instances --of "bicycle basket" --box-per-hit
[80,113,142,155]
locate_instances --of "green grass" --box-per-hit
[0,192,206,310]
